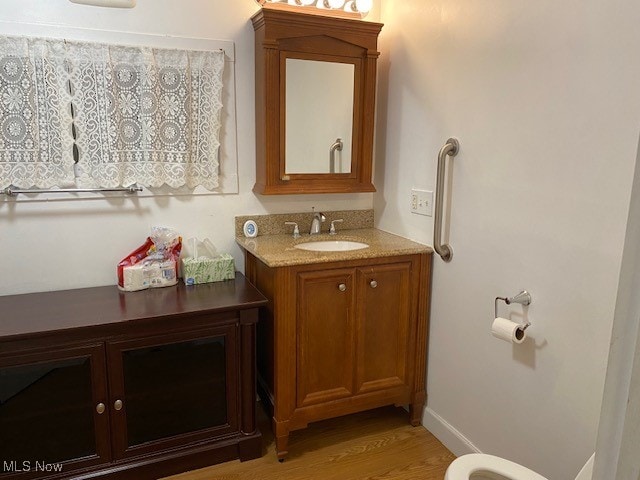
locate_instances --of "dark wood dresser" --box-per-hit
[0,274,267,480]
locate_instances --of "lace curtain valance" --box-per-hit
[0,35,225,190]
[0,37,75,189]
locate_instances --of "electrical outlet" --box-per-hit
[411,192,419,211]
[410,189,433,216]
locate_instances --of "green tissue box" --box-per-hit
[182,254,235,285]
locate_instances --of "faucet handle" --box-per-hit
[312,207,326,220]
[285,222,300,238]
[329,219,344,235]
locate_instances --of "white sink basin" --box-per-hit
[294,240,370,252]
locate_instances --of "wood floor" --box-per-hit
[165,405,456,480]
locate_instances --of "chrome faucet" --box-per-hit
[310,210,326,235]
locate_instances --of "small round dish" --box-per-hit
[243,220,258,238]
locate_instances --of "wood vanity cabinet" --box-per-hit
[244,252,431,460]
[0,276,267,480]
[251,7,383,195]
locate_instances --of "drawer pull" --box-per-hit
[338,283,347,292]
[370,280,378,288]
[114,399,123,411]
[96,403,106,415]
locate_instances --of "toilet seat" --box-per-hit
[445,454,548,480]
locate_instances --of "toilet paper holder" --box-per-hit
[495,290,532,330]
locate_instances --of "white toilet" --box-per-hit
[445,454,548,480]
[446,452,594,480]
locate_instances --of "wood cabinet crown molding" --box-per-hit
[252,8,383,46]
[252,7,383,195]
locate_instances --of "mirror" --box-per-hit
[285,59,354,175]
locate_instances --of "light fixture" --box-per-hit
[256,0,371,18]
[69,0,136,7]
[354,0,372,13]
[324,0,345,8]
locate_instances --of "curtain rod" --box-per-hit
[2,185,143,197]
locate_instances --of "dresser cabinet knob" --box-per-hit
[114,399,123,411]
[370,280,378,288]
[338,283,347,292]
[96,403,106,415]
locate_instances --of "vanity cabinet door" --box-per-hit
[296,269,356,407]
[355,263,412,395]
[0,345,111,478]
[106,326,238,459]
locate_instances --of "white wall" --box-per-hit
[374,1,640,478]
[594,135,640,479]
[0,0,379,296]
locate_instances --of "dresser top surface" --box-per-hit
[0,273,267,341]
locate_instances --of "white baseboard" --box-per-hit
[422,406,482,457]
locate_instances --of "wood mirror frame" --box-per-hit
[252,7,383,195]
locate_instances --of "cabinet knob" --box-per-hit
[338,283,347,292]
[114,399,123,411]
[96,403,106,415]
[370,280,378,288]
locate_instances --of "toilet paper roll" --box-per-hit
[491,317,527,344]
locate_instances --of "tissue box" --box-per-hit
[182,254,235,285]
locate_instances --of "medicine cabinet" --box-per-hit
[251,6,383,194]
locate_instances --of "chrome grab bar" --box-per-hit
[329,138,343,174]
[2,184,143,196]
[434,138,460,262]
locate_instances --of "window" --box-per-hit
[0,29,236,196]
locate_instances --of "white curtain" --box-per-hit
[0,36,74,189]
[0,35,225,191]
[67,42,224,190]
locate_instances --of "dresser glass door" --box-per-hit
[0,345,109,473]
[108,326,237,458]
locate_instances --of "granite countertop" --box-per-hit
[236,228,431,267]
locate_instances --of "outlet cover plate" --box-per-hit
[410,189,433,216]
